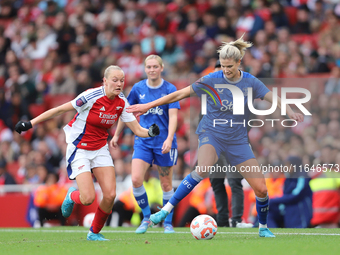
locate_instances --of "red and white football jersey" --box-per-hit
[63,87,135,150]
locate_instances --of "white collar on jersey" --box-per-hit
[146,78,164,89]
[223,70,243,84]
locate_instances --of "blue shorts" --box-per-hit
[198,133,255,166]
[132,145,178,167]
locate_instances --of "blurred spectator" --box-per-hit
[291,6,311,34]
[0,1,17,19]
[216,16,236,39]
[309,152,340,228]
[202,11,218,39]
[308,49,330,73]
[96,27,120,52]
[50,66,76,95]
[183,22,207,61]
[269,1,289,28]
[324,67,340,95]
[20,58,39,85]
[268,156,313,228]
[23,25,57,59]
[96,0,124,28]
[140,25,166,55]
[68,2,95,28]
[161,34,184,66]
[33,172,68,227]
[0,157,16,185]
[0,118,12,142]
[75,70,92,95]
[8,92,31,128]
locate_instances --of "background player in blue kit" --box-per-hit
[127,36,304,238]
[113,55,180,234]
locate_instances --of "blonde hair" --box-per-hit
[144,55,164,67]
[217,34,253,62]
[104,65,124,78]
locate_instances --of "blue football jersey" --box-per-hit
[192,70,270,144]
[127,79,180,149]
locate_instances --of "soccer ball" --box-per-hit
[83,212,95,227]
[190,214,218,240]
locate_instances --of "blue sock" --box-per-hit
[163,189,174,225]
[133,185,150,220]
[169,172,202,207]
[256,195,269,226]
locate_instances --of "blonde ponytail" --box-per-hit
[217,34,253,62]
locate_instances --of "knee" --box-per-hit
[131,176,143,188]
[194,167,209,178]
[254,185,268,198]
[102,190,116,204]
[81,193,96,206]
[161,181,172,192]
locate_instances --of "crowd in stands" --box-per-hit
[0,0,340,227]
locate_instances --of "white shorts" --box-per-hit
[66,143,114,180]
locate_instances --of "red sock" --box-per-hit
[90,206,110,233]
[70,190,82,205]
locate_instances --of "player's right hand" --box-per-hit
[110,136,119,149]
[126,104,150,117]
[14,121,32,134]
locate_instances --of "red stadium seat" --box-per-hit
[175,31,188,46]
[138,2,159,18]
[284,6,297,26]
[44,94,75,109]
[29,103,47,118]
[6,161,20,177]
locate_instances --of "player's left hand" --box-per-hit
[110,136,119,149]
[148,124,160,137]
[15,121,32,134]
[288,112,304,122]
[162,138,172,154]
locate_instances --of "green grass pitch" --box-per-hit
[1,227,339,255]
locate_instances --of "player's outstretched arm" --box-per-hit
[264,91,304,122]
[15,102,75,134]
[124,120,160,138]
[127,86,193,116]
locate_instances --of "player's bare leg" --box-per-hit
[150,144,218,225]
[236,159,275,238]
[132,159,153,234]
[157,165,175,233]
[86,166,116,241]
[62,172,95,218]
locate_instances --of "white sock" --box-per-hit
[163,202,174,213]
[259,223,267,228]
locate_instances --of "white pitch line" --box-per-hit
[0,229,340,236]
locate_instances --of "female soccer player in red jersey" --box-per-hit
[15,65,160,241]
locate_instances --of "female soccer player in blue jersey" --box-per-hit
[112,55,180,234]
[127,36,304,237]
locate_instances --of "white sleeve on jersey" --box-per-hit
[119,93,136,123]
[71,88,103,112]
